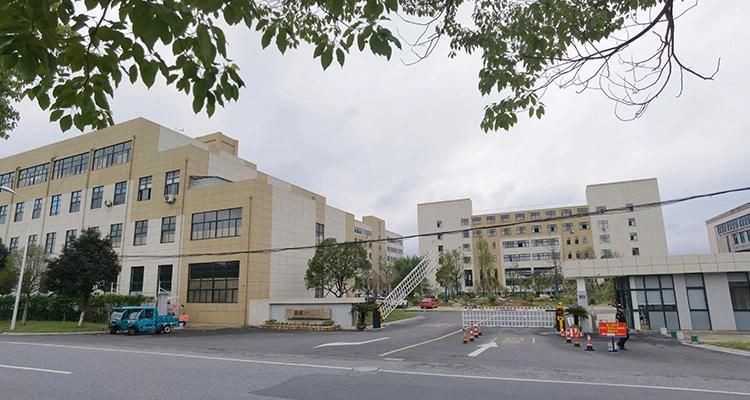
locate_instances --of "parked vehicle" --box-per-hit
[109,306,180,335]
[419,297,439,309]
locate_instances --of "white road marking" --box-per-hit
[468,337,498,358]
[0,363,72,375]
[315,337,390,348]
[532,337,536,344]
[378,329,463,357]
[2,341,749,396]
[382,357,403,362]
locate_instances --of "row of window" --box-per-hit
[731,230,750,247]
[599,233,639,244]
[717,213,750,235]
[129,264,173,295]
[468,208,592,226]
[0,141,133,190]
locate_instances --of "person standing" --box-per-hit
[616,305,629,350]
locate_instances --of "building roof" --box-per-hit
[705,201,750,224]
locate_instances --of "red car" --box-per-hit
[419,297,439,309]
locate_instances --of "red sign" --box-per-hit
[598,322,627,337]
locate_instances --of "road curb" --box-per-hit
[682,342,750,357]
[1,330,106,336]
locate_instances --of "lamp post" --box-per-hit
[1,185,34,331]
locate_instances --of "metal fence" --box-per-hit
[461,307,556,328]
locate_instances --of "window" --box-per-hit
[436,220,442,229]
[502,228,511,236]
[503,254,530,262]
[463,256,471,264]
[728,273,750,311]
[632,247,640,256]
[187,261,240,303]
[438,245,443,252]
[473,229,482,237]
[69,190,81,213]
[17,163,49,187]
[32,198,42,219]
[577,207,589,214]
[191,208,242,240]
[14,202,24,222]
[464,270,473,287]
[65,229,77,246]
[161,216,177,243]
[164,170,180,196]
[548,224,557,233]
[601,249,613,258]
[515,213,525,222]
[137,176,152,201]
[546,210,556,218]
[530,212,540,221]
[45,233,56,253]
[472,216,481,224]
[488,228,497,237]
[685,274,711,330]
[49,194,61,216]
[113,181,127,205]
[531,238,559,247]
[491,241,496,249]
[562,223,573,232]
[92,141,132,170]
[596,206,607,213]
[561,209,572,217]
[579,222,589,230]
[501,215,510,222]
[486,216,496,224]
[574,237,580,245]
[133,220,148,246]
[0,172,13,189]
[516,226,526,234]
[630,232,638,241]
[597,220,609,231]
[315,223,325,244]
[566,238,571,245]
[109,223,123,247]
[9,237,19,251]
[626,203,634,212]
[600,234,610,243]
[129,266,144,295]
[437,234,443,240]
[86,187,103,210]
[462,243,471,251]
[0,205,6,224]
[52,152,89,179]
[532,225,541,233]
[28,234,37,246]
[158,265,173,292]
[462,231,470,238]
[628,218,637,227]
[460,218,469,226]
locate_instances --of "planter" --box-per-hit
[260,323,340,332]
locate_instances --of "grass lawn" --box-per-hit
[0,320,105,333]
[711,341,750,352]
[366,309,418,326]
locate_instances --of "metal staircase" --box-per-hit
[379,252,438,320]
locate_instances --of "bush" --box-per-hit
[0,293,153,322]
[321,319,334,326]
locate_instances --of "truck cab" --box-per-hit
[109,306,179,335]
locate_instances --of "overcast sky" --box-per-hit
[2,2,748,256]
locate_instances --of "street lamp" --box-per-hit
[0,185,34,331]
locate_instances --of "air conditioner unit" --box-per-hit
[104,200,113,208]
[164,194,176,204]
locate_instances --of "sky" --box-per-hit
[2,2,749,256]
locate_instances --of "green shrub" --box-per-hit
[321,319,334,326]
[0,293,153,322]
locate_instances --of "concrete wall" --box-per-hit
[703,273,737,330]
[267,299,362,328]
[672,274,692,330]
[417,199,473,289]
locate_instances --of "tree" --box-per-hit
[528,272,551,297]
[565,304,589,327]
[0,242,17,295]
[505,262,521,296]
[546,244,564,297]
[474,238,499,295]
[0,67,21,139]
[19,245,49,326]
[305,238,371,298]
[0,0,715,136]
[436,249,463,299]
[46,228,120,326]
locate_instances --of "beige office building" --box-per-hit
[0,118,399,325]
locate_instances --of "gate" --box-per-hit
[462,307,555,328]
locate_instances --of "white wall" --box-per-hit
[703,273,737,330]
[324,205,347,243]
[417,199,473,290]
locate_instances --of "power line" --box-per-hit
[116,185,750,260]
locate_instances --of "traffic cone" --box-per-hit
[585,335,594,351]
[565,329,571,343]
[473,326,480,338]
[573,331,581,348]
[477,324,482,336]
[469,328,475,342]
[463,330,470,344]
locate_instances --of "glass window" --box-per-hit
[665,311,680,330]
[69,190,81,213]
[158,265,173,292]
[17,163,49,187]
[579,222,589,230]
[460,218,469,226]
[91,186,104,209]
[109,223,123,248]
[32,198,42,219]
[191,208,242,240]
[596,206,607,213]
[472,216,481,224]
[92,141,132,170]
[632,247,640,256]
[515,213,525,222]
[547,224,557,232]
[165,170,180,196]
[561,209,572,217]
[577,207,589,214]
[129,266,144,295]
[161,216,176,243]
[659,275,673,288]
[545,210,556,218]
[464,270,473,287]
[14,202,24,222]
[563,223,573,232]
[644,276,660,288]
[0,205,6,224]
[597,220,609,231]
[501,215,510,222]
[599,234,610,243]
[49,194,61,216]
[648,311,666,330]
[628,218,636,226]
[52,152,89,179]
[687,289,707,310]
[436,220,442,228]
[187,261,240,303]
[133,220,148,246]
[113,181,127,205]
[532,225,541,233]
[502,228,511,236]
[684,273,704,288]
[690,311,711,330]
[0,172,14,189]
[728,272,750,311]
[44,232,56,253]
[9,237,19,251]
[530,212,540,221]
[516,226,526,234]
[661,289,676,305]
[65,229,77,247]
[463,243,471,251]
[486,216,496,224]
[138,176,152,201]
[28,234,37,246]
[462,231,469,238]
[488,228,496,237]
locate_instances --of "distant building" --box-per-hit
[706,202,750,253]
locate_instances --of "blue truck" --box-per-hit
[109,306,180,335]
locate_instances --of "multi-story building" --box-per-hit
[0,118,397,325]
[706,202,750,253]
[417,178,668,292]
[352,216,403,293]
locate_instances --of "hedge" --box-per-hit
[0,294,155,322]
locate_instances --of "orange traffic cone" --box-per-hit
[585,334,594,351]
[573,330,581,347]
[469,328,475,342]
[565,329,572,343]
[476,324,482,336]
[463,330,470,344]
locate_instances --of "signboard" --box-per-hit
[598,321,627,337]
[286,308,332,320]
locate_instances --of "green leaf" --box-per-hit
[140,62,157,88]
[192,92,205,113]
[535,106,544,119]
[50,110,64,122]
[313,43,326,58]
[328,0,345,15]
[336,48,345,67]
[60,115,72,132]
[84,0,97,10]
[357,33,367,51]
[321,47,333,70]
[276,29,288,53]
[261,25,276,49]
[197,25,216,63]
[385,0,398,12]
[128,64,138,83]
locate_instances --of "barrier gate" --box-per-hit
[462,307,556,328]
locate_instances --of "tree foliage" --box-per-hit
[46,228,120,326]
[0,67,21,139]
[305,238,371,298]
[436,249,463,297]
[474,238,499,295]
[0,0,714,136]
[19,245,49,325]
[0,242,17,295]
[388,255,427,296]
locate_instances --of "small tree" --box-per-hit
[546,244,564,297]
[436,249,464,299]
[19,245,48,325]
[47,228,120,326]
[0,241,16,295]
[474,238,499,295]
[388,256,427,297]
[529,272,551,297]
[305,238,371,298]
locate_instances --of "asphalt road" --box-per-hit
[1,310,749,400]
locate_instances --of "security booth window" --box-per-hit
[188,261,240,303]
[630,275,679,331]
[728,272,750,330]
[685,273,712,330]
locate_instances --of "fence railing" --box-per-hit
[461,306,555,328]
